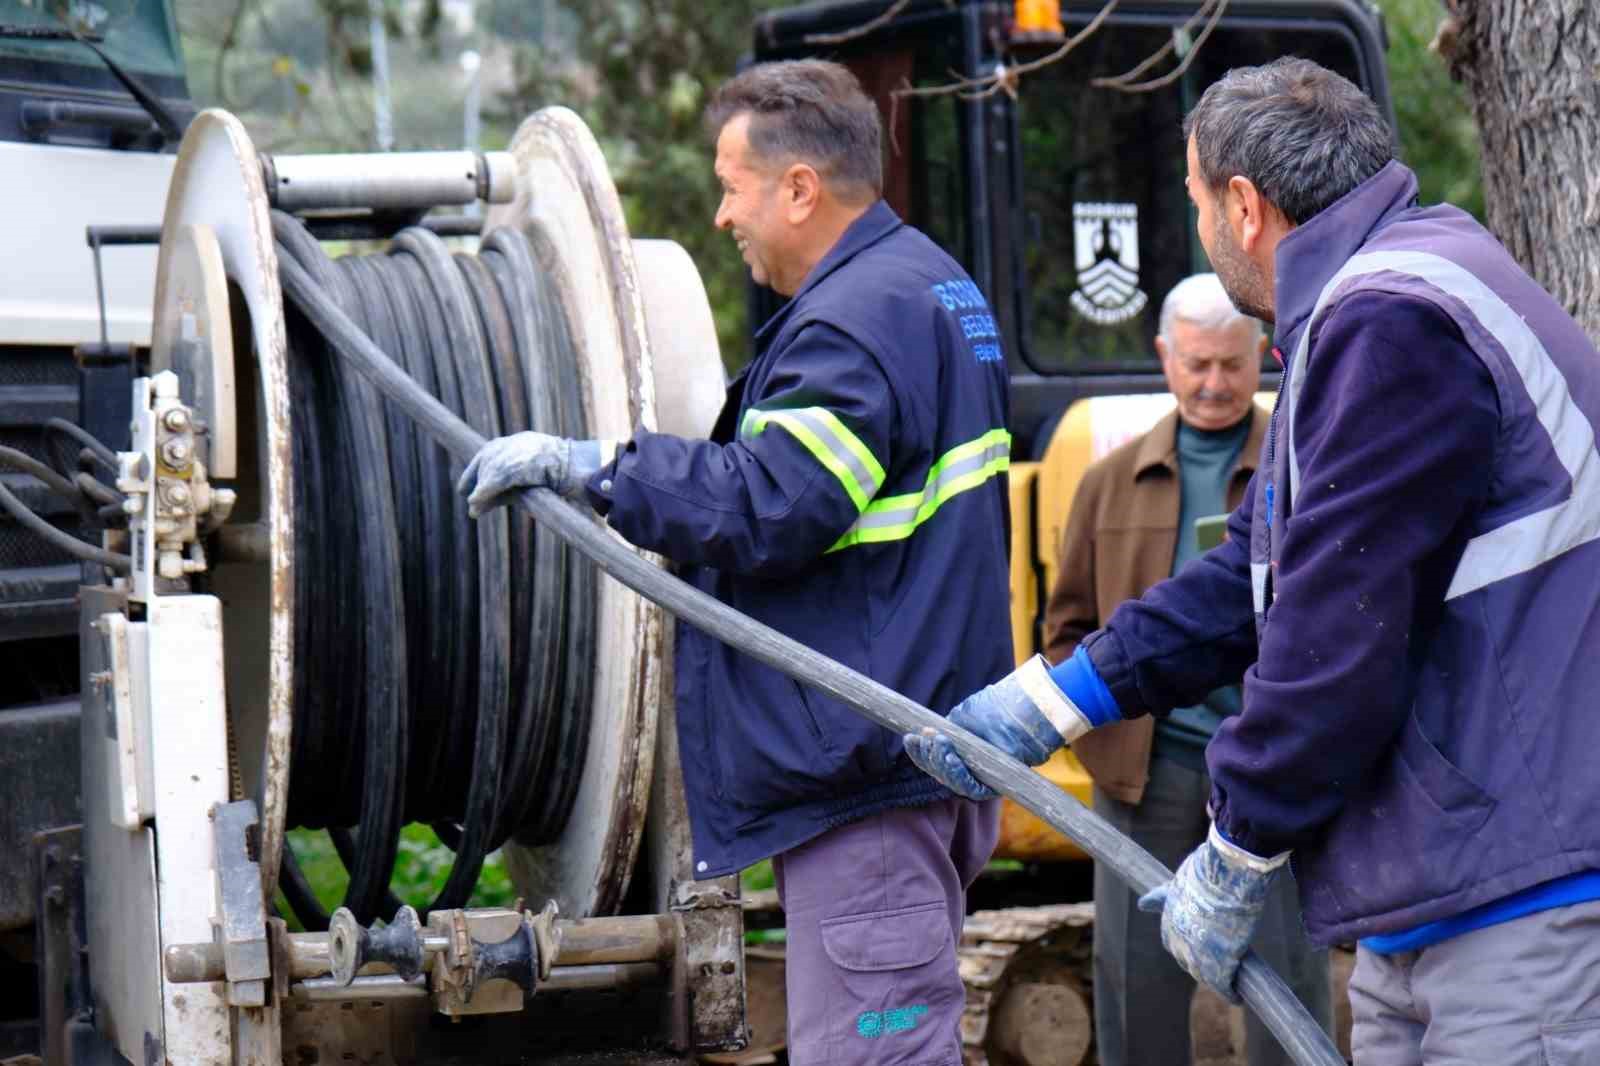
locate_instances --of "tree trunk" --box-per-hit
[1441,0,1600,339]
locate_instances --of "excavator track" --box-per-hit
[959,903,1096,1066]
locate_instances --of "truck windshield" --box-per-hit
[1017,18,1370,374]
[0,0,186,83]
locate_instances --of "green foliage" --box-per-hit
[740,859,775,893]
[1381,0,1484,218]
[495,0,793,369]
[275,824,516,931]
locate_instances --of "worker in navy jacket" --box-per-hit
[459,60,1012,1066]
[909,58,1600,1063]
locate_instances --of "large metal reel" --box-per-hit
[492,106,691,918]
[148,108,294,905]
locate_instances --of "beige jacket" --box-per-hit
[1041,406,1268,805]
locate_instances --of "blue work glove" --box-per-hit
[1137,825,1288,1003]
[902,647,1119,800]
[456,432,613,517]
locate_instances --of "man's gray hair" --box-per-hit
[704,59,883,201]
[1183,57,1394,225]
[1159,273,1264,341]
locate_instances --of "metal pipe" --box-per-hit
[166,931,336,983]
[165,912,679,984]
[291,974,426,1002]
[265,151,518,211]
[540,963,660,993]
[552,915,677,966]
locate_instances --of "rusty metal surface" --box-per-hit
[492,107,661,921]
[156,109,294,906]
[212,799,269,1006]
[641,614,748,1056]
[32,825,86,1066]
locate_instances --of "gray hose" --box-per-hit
[276,250,1344,1066]
[0,476,131,573]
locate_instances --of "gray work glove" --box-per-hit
[456,432,611,517]
[1137,825,1287,1003]
[903,654,1096,800]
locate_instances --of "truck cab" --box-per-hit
[0,0,189,697]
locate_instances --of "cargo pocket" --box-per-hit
[1541,1017,1600,1063]
[820,900,949,973]
[809,901,961,1061]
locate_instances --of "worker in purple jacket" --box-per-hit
[909,57,1600,1063]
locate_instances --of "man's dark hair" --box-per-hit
[705,59,883,201]
[1182,57,1395,225]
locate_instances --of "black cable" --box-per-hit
[0,476,130,572]
[45,417,118,473]
[0,443,97,515]
[74,470,121,508]
[270,212,595,927]
[273,213,408,924]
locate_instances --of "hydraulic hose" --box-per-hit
[275,248,1345,1066]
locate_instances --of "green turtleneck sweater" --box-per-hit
[1152,415,1250,770]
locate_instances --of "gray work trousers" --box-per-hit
[1349,898,1600,1065]
[1092,755,1332,1066]
[773,797,1000,1066]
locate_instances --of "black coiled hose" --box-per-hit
[271,211,595,928]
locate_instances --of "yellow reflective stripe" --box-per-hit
[742,406,885,512]
[828,428,1011,551]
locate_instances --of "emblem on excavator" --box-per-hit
[1069,201,1149,326]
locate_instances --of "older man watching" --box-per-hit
[1042,273,1330,1066]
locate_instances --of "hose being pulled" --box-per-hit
[274,242,1345,1066]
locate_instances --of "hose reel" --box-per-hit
[149,106,725,927]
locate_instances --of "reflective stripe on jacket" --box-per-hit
[587,202,1014,875]
[1080,162,1600,945]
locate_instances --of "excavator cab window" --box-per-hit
[1016,14,1376,376]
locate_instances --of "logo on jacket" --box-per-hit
[1069,201,1148,326]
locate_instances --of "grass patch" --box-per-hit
[274,824,516,931]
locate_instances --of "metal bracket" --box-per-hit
[211,799,269,1008]
[33,826,89,1066]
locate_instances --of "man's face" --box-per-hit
[1157,316,1264,431]
[714,113,795,294]
[1186,136,1275,323]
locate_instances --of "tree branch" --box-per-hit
[803,0,918,46]
[890,0,1121,102]
[1090,0,1229,93]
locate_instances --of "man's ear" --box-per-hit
[783,163,822,223]
[1155,335,1171,363]
[1224,175,1285,255]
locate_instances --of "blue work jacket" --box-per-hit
[1082,163,1600,945]
[587,202,1014,876]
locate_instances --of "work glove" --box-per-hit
[903,646,1119,800]
[456,432,612,517]
[1137,825,1288,1003]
